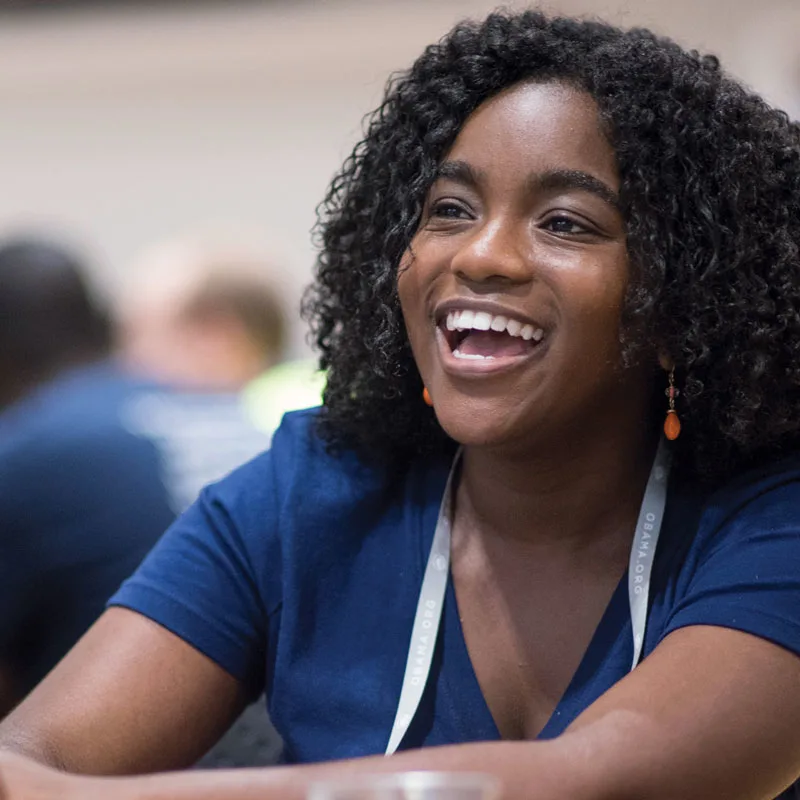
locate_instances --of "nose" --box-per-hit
[450,217,531,286]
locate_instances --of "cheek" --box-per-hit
[564,254,628,320]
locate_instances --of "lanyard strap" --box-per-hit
[384,453,460,756]
[385,440,671,756]
[628,439,671,670]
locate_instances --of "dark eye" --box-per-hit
[430,200,470,220]
[543,215,588,235]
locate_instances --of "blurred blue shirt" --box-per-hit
[0,361,269,696]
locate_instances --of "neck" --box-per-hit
[456,416,658,556]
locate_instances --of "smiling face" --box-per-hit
[398,80,651,453]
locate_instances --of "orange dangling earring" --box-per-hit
[663,368,681,441]
[423,387,433,407]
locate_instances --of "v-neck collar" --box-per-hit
[413,450,634,743]
[412,456,636,743]
[438,568,630,741]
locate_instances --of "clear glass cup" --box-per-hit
[307,771,502,800]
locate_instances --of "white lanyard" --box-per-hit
[385,439,671,756]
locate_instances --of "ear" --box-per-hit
[658,351,675,372]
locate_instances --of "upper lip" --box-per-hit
[433,298,547,330]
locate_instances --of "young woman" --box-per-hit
[2,10,800,800]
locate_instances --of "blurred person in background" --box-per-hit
[119,235,286,395]
[120,233,324,440]
[115,236,290,512]
[120,235,324,443]
[0,236,177,716]
[0,238,277,765]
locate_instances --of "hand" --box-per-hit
[0,752,100,800]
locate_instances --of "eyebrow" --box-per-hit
[435,160,620,210]
[532,169,620,210]
[435,160,486,188]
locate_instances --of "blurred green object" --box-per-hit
[242,359,326,436]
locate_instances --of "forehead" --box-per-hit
[445,81,619,190]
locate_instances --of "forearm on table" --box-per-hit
[84,709,775,800]
[5,705,783,800]
[75,738,612,800]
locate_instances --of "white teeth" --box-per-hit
[453,349,494,360]
[472,311,492,331]
[506,319,522,337]
[444,309,545,343]
[457,310,475,330]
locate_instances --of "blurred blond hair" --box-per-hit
[118,232,286,391]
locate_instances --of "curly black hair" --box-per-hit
[302,10,800,481]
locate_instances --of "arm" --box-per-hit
[0,608,249,774]
[3,623,800,800]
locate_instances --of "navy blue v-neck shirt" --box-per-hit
[111,410,800,795]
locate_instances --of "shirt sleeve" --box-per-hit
[662,476,800,658]
[109,443,283,698]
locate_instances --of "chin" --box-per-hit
[434,404,520,450]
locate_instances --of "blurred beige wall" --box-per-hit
[0,0,798,356]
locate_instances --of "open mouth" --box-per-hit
[440,309,545,361]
